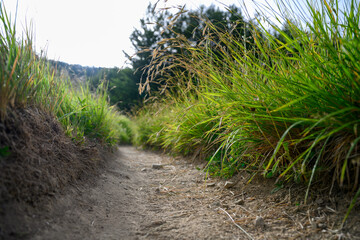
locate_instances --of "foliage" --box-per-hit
[135,0,360,218]
[0,2,37,119]
[48,59,103,85]
[129,3,252,94]
[0,3,135,145]
[89,67,141,112]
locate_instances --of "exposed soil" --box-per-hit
[1,108,359,239]
[0,107,106,239]
[1,145,359,239]
[0,108,104,204]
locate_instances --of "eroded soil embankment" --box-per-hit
[0,108,104,205]
[3,146,359,240]
[0,107,106,239]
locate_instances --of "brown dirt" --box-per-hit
[2,145,359,239]
[0,108,359,239]
[0,107,106,239]
[0,108,104,204]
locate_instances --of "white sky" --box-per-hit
[3,0,283,68]
[3,0,262,68]
[3,0,348,68]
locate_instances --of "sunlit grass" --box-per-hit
[135,0,360,221]
[0,3,135,145]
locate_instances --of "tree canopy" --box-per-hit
[92,3,292,112]
[129,4,255,93]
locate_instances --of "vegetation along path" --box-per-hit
[4,146,354,240]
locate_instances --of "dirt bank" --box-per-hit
[2,146,359,239]
[0,108,104,205]
[0,107,106,239]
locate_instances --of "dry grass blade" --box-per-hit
[219,207,254,240]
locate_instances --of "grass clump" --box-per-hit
[57,82,136,145]
[135,0,360,210]
[0,3,135,145]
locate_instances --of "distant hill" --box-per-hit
[47,60,105,86]
[46,60,142,112]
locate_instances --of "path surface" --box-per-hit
[31,146,239,239]
[30,146,359,240]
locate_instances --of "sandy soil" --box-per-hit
[2,146,360,240]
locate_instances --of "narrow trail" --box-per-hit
[31,146,239,239]
[29,146,359,240]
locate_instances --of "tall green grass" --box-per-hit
[0,3,36,119]
[0,3,135,145]
[55,81,136,145]
[135,0,360,213]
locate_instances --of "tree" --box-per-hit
[129,3,253,93]
[89,68,140,112]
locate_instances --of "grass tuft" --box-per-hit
[0,2,135,145]
[135,0,360,220]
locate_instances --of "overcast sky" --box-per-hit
[3,0,267,68]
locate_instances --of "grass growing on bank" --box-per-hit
[134,0,360,216]
[0,3,135,145]
[56,82,136,145]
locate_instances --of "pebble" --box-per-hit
[311,222,317,229]
[254,216,266,229]
[234,199,245,205]
[152,164,164,169]
[316,198,324,205]
[210,202,220,208]
[318,223,327,229]
[224,181,235,189]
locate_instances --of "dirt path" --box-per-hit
[18,146,360,239]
